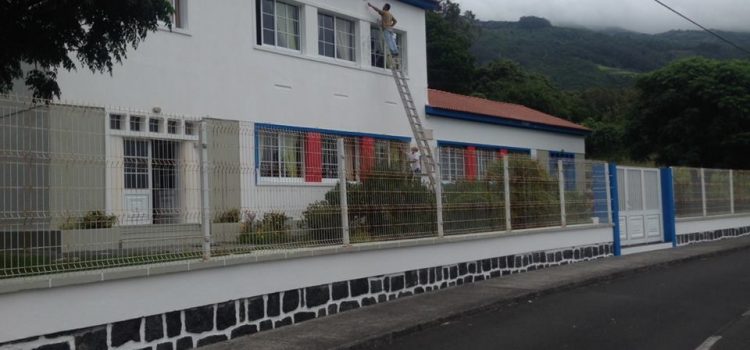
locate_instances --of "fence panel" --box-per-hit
[0,96,205,278]
[673,167,704,218]
[704,168,732,215]
[735,170,750,214]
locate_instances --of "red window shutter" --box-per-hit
[305,132,323,182]
[360,137,376,179]
[465,146,477,181]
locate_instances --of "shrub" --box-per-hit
[214,209,240,223]
[238,211,292,245]
[60,211,118,230]
[443,180,505,234]
[304,164,436,240]
[302,201,342,242]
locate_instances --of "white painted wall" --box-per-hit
[54,0,428,140]
[676,215,750,235]
[427,116,586,154]
[0,226,611,343]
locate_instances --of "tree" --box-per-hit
[426,0,477,94]
[627,57,750,169]
[472,59,576,119]
[0,0,173,99]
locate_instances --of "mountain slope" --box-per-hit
[471,19,750,89]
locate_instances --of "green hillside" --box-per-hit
[471,18,750,89]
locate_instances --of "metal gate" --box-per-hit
[617,167,663,246]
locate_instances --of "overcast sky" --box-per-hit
[451,0,750,34]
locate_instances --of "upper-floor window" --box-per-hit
[318,13,355,61]
[169,0,188,29]
[130,116,144,132]
[370,25,403,69]
[260,0,301,50]
[110,114,123,130]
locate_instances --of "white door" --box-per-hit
[124,139,152,225]
[618,167,662,246]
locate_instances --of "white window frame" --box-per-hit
[370,24,405,70]
[169,0,188,29]
[317,12,356,62]
[440,147,465,182]
[258,129,305,182]
[260,0,302,52]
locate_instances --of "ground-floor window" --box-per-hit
[549,151,576,190]
[256,126,409,183]
[439,143,531,182]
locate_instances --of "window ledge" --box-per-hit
[158,26,192,37]
[256,177,339,187]
[253,44,408,78]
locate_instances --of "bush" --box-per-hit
[238,211,292,245]
[60,211,118,230]
[484,156,561,229]
[214,209,240,223]
[302,201,342,242]
[304,164,436,240]
[443,180,505,234]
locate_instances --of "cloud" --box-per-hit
[452,0,750,33]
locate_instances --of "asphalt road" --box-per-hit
[374,249,750,350]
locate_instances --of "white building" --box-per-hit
[25,0,589,227]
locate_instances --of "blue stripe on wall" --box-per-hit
[397,0,440,10]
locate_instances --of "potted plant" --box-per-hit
[59,211,120,254]
[211,209,243,243]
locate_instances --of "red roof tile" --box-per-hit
[427,89,590,132]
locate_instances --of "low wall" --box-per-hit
[0,225,611,349]
[675,215,750,246]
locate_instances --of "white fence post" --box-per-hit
[199,120,211,261]
[337,137,350,246]
[730,170,735,214]
[558,159,567,227]
[503,155,512,231]
[701,168,707,217]
[434,146,444,238]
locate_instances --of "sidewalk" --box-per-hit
[205,236,750,350]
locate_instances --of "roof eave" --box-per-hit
[425,106,592,137]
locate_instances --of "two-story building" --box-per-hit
[10,0,589,229]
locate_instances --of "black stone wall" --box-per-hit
[2,243,612,350]
[677,226,750,246]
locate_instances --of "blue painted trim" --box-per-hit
[660,167,677,247]
[609,163,622,256]
[255,123,411,143]
[436,140,531,154]
[425,106,591,137]
[397,0,440,10]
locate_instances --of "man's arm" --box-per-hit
[367,3,384,15]
[391,16,398,26]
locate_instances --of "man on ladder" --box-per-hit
[368,3,399,62]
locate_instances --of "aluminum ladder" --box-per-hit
[390,60,437,189]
